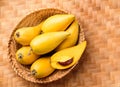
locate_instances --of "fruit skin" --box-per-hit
[30,32,70,55]
[51,41,87,69]
[30,57,55,78]
[41,14,75,32]
[14,21,44,45]
[56,21,79,51]
[16,46,39,65]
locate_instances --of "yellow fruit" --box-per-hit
[30,57,55,78]
[30,32,70,55]
[14,21,44,45]
[41,14,75,32]
[16,46,39,65]
[56,21,79,51]
[51,41,87,69]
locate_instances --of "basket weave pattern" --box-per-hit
[0,0,120,87]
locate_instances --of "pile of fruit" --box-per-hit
[14,14,86,78]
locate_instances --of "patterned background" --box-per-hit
[0,0,120,87]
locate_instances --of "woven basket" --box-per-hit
[8,8,85,83]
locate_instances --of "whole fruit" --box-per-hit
[30,57,55,78]
[30,32,70,55]
[41,14,75,32]
[16,46,39,65]
[14,21,44,45]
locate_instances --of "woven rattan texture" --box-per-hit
[0,0,120,87]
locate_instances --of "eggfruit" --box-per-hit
[30,57,55,78]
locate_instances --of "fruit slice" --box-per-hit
[41,14,75,32]
[51,41,87,69]
[14,21,44,45]
[16,46,39,65]
[30,57,55,78]
[56,21,79,51]
[30,32,70,55]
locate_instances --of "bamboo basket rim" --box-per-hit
[8,8,85,83]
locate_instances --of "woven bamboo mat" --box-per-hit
[0,0,120,87]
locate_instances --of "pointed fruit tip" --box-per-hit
[68,14,75,17]
[83,41,87,44]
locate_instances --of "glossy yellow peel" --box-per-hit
[30,57,55,78]
[30,32,70,55]
[14,21,44,45]
[16,46,39,65]
[41,14,75,32]
[56,21,79,51]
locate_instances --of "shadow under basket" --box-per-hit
[8,8,85,83]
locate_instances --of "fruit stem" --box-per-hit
[31,69,37,75]
[18,53,23,59]
[16,32,20,37]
